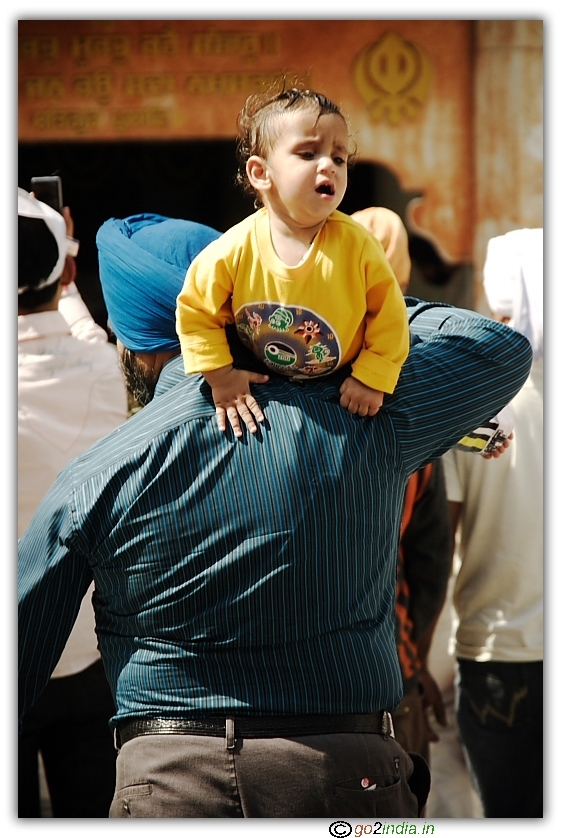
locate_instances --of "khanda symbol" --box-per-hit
[353,31,432,125]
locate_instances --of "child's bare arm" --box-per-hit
[339,375,384,417]
[203,365,269,438]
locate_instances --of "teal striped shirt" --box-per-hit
[19,300,532,727]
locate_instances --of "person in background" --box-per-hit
[18,187,128,817]
[351,206,412,291]
[393,458,452,765]
[352,207,451,767]
[442,228,543,817]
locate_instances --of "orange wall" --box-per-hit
[19,19,475,262]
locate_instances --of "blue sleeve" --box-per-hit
[18,467,93,727]
[387,298,533,474]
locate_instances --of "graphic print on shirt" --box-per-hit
[235,302,341,378]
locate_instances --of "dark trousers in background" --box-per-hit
[456,658,543,818]
[392,683,431,765]
[18,658,116,818]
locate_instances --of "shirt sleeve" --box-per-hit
[350,236,410,393]
[18,468,93,727]
[59,282,109,344]
[175,243,236,373]
[388,298,533,475]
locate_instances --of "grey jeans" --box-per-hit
[110,730,425,818]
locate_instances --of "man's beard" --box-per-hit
[119,348,158,408]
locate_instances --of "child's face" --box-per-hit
[261,108,349,230]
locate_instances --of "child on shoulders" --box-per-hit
[176,82,409,437]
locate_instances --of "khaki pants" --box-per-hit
[110,730,426,818]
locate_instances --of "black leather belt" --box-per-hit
[115,711,395,750]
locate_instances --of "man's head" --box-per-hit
[96,214,221,405]
[18,188,68,311]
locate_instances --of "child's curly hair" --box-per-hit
[235,79,354,205]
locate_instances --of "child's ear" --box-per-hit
[246,156,271,193]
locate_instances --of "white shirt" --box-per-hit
[443,363,543,663]
[18,284,128,676]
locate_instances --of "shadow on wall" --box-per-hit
[340,160,473,310]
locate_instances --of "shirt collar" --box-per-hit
[153,354,187,398]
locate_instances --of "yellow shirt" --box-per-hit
[176,209,409,393]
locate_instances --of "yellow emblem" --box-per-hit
[353,31,432,125]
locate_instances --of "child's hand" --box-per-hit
[203,365,269,438]
[339,376,384,417]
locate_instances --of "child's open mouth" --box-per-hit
[316,183,335,196]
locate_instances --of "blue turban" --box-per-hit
[96,213,221,352]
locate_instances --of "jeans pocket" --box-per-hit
[459,669,531,730]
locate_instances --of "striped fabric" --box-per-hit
[19,299,532,728]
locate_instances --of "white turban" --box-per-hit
[483,228,543,362]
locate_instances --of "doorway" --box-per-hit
[19,140,471,329]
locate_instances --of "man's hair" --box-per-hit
[235,79,352,205]
[18,215,61,308]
